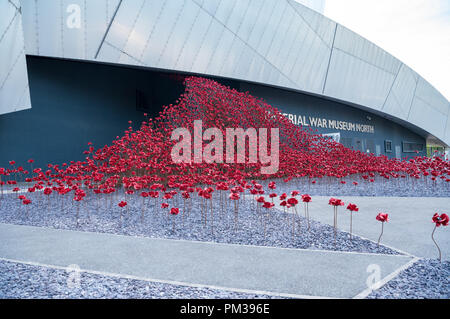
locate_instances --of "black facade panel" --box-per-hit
[239,82,426,159]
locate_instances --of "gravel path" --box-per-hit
[367,259,450,299]
[0,190,401,255]
[0,259,280,299]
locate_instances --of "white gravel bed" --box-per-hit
[0,189,401,255]
[0,259,281,299]
[367,259,450,299]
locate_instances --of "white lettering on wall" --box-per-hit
[283,113,375,134]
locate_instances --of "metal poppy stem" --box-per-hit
[377,222,384,247]
[350,212,353,240]
[234,200,238,232]
[334,206,337,246]
[141,196,145,223]
[76,201,80,227]
[431,224,442,262]
[210,198,214,236]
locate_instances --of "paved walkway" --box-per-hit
[266,196,449,260]
[0,223,413,298]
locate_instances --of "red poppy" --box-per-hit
[287,198,298,206]
[263,202,275,209]
[229,193,240,200]
[118,201,127,208]
[256,196,265,203]
[279,193,287,200]
[432,213,449,227]
[170,208,179,215]
[23,199,32,205]
[301,194,311,203]
[376,213,389,222]
[161,203,169,209]
[347,203,359,212]
[329,198,344,206]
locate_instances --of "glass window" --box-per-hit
[402,141,424,153]
[385,140,392,153]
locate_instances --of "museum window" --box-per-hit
[402,141,424,153]
[385,140,392,153]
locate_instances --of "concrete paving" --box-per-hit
[0,223,413,298]
[268,195,450,260]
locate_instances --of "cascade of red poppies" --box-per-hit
[0,76,448,204]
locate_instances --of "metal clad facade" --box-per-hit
[6,0,450,146]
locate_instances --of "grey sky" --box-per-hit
[322,0,450,101]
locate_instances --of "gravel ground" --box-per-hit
[266,176,449,198]
[0,259,281,299]
[367,259,450,299]
[0,190,400,255]
[1,258,448,299]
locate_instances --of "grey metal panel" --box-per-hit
[197,0,220,16]
[175,9,213,72]
[220,36,246,78]
[102,0,144,59]
[265,5,294,67]
[158,0,201,70]
[408,95,447,139]
[291,29,331,94]
[62,0,85,59]
[205,21,235,76]
[19,0,38,55]
[333,25,401,75]
[256,1,287,58]
[213,0,237,26]
[0,0,31,115]
[139,0,185,67]
[414,77,449,116]
[235,0,263,43]
[96,40,122,63]
[188,10,219,73]
[117,0,164,64]
[445,113,450,144]
[289,0,335,46]
[233,44,255,79]
[225,0,250,36]
[36,0,63,58]
[247,0,275,49]
[324,47,396,110]
[383,64,418,119]
[294,0,326,13]
[277,16,302,74]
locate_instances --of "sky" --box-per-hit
[321,0,450,101]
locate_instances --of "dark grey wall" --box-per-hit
[0,56,183,169]
[0,56,425,169]
[240,82,426,159]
